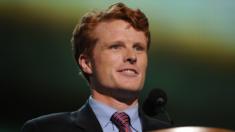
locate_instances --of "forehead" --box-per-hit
[92,20,147,43]
[96,19,131,30]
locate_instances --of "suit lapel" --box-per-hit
[71,102,103,132]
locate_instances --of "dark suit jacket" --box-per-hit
[21,102,171,132]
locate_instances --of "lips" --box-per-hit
[117,68,139,77]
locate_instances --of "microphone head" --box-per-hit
[142,88,167,116]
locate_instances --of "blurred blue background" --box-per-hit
[1,0,235,131]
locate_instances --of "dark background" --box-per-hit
[1,1,235,132]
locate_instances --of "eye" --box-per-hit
[133,45,145,52]
[109,44,123,50]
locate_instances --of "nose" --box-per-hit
[124,48,137,64]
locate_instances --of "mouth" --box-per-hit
[117,68,139,77]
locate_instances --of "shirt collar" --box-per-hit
[88,96,139,128]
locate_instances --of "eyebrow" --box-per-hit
[133,42,147,47]
[104,40,146,48]
[107,40,125,46]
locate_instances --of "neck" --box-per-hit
[91,89,138,111]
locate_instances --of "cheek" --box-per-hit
[140,55,148,70]
[94,53,121,72]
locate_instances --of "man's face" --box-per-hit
[88,20,148,93]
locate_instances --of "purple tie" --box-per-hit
[110,112,132,132]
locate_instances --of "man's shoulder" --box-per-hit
[146,115,171,127]
[21,102,101,132]
[25,112,72,125]
[21,110,88,132]
[142,114,172,131]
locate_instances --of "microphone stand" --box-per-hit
[161,107,174,125]
[152,106,174,125]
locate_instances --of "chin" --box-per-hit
[119,80,144,90]
[119,85,143,92]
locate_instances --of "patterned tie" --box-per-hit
[110,112,132,132]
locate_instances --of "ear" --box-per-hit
[78,54,93,74]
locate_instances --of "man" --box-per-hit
[21,2,171,132]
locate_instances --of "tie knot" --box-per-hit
[110,112,132,132]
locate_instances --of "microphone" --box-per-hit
[142,88,173,124]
